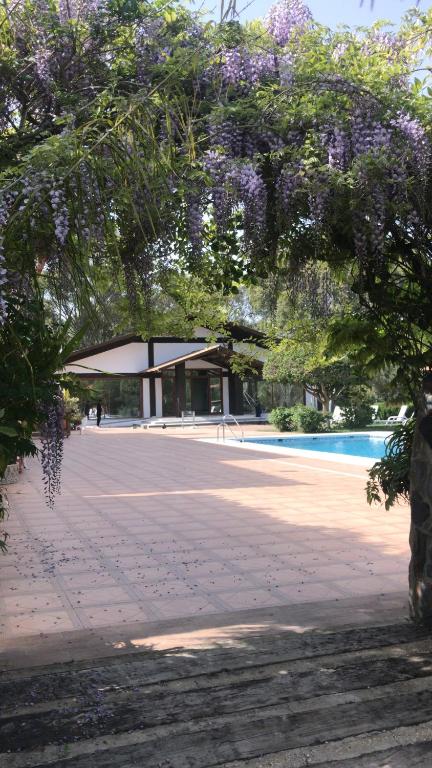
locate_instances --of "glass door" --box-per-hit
[162,370,176,416]
[209,375,222,414]
[190,377,208,415]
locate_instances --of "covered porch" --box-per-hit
[143,344,263,419]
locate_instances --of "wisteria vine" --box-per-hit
[39,392,65,509]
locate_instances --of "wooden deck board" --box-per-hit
[1,620,432,767]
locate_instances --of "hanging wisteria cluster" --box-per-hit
[174,0,431,269]
[39,392,65,509]
[49,184,70,245]
[392,111,430,181]
[220,49,276,86]
[0,0,428,282]
[265,0,312,46]
[361,30,404,62]
[0,197,8,324]
[228,164,267,242]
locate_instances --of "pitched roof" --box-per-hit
[65,323,267,364]
[66,333,143,363]
[142,345,224,373]
[141,344,263,374]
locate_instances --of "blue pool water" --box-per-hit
[242,434,389,459]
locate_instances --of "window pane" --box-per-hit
[209,376,222,414]
[242,379,257,414]
[80,378,140,419]
[162,374,176,416]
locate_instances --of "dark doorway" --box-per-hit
[191,377,208,415]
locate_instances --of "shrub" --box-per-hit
[366,419,414,510]
[342,403,375,429]
[63,392,81,426]
[291,405,328,433]
[268,407,295,432]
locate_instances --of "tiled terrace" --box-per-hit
[0,427,410,641]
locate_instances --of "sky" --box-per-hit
[196,0,428,28]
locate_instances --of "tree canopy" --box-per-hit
[1,0,431,345]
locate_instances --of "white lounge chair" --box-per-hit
[332,406,345,423]
[386,405,408,424]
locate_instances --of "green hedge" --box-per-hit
[268,407,295,432]
[342,403,375,429]
[269,405,328,433]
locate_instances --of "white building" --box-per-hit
[65,324,282,420]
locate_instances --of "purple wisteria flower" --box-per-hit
[58,0,103,22]
[392,111,430,180]
[320,125,350,170]
[277,166,302,214]
[361,30,403,63]
[34,45,52,85]
[332,41,349,62]
[248,53,276,83]
[209,121,243,156]
[351,111,392,158]
[49,184,69,245]
[309,183,329,228]
[40,392,64,508]
[185,194,203,254]
[228,163,267,240]
[220,48,250,85]
[59,0,77,23]
[203,150,231,231]
[265,0,312,47]
[0,196,10,324]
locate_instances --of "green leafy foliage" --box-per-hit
[341,404,375,429]
[0,296,83,549]
[269,404,328,433]
[366,419,415,510]
[268,407,295,432]
[290,405,328,433]
[264,334,364,413]
[63,392,82,428]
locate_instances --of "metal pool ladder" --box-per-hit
[217,414,245,443]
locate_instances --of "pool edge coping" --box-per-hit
[199,430,392,468]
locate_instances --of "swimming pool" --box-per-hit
[241,433,391,462]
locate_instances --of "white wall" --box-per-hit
[155,378,163,417]
[65,342,149,374]
[142,378,151,418]
[153,341,208,366]
[222,377,230,415]
[305,391,318,409]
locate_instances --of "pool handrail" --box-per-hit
[217,414,244,443]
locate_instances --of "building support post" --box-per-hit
[228,372,244,415]
[175,362,186,417]
[149,377,156,417]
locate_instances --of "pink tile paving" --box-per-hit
[0,427,410,639]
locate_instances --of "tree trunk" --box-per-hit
[318,387,330,413]
[409,373,432,625]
